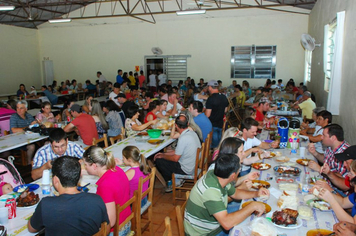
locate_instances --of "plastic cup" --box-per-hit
[300,147,306,158]
[0,207,8,225]
[42,169,51,185]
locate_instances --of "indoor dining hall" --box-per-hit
[0,0,356,235]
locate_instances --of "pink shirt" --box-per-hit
[35,112,56,123]
[96,166,130,231]
[129,167,149,199]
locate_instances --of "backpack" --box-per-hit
[0,157,24,188]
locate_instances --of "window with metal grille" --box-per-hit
[324,21,336,92]
[230,45,276,79]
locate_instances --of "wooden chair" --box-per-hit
[205,131,213,169]
[172,147,202,204]
[226,97,242,127]
[163,217,172,236]
[92,133,109,148]
[77,92,85,101]
[109,133,124,146]
[113,191,137,236]
[221,119,228,137]
[136,167,156,236]
[92,222,107,236]
[176,191,190,236]
[4,130,28,166]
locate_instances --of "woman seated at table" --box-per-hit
[193,87,209,104]
[82,95,93,114]
[144,100,159,123]
[103,100,124,137]
[83,146,131,235]
[35,101,60,123]
[91,100,108,138]
[141,92,154,110]
[156,100,169,119]
[170,110,203,143]
[300,106,325,133]
[125,105,158,137]
[313,159,356,224]
[62,99,74,122]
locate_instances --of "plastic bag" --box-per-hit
[250,217,278,236]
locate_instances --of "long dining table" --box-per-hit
[229,129,338,236]
[0,132,48,153]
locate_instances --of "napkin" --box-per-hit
[269,187,282,199]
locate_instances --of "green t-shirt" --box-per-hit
[184,170,236,235]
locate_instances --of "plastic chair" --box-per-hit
[176,191,190,236]
[163,217,172,236]
[92,133,108,148]
[92,222,107,236]
[113,191,137,236]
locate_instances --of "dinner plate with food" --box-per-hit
[136,132,148,136]
[296,159,310,166]
[275,156,290,163]
[306,229,334,236]
[16,189,40,209]
[273,166,301,177]
[251,180,270,189]
[147,139,164,145]
[252,163,271,170]
[306,199,332,211]
[271,208,302,229]
[241,201,271,213]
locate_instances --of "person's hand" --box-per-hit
[252,148,263,154]
[315,180,333,192]
[151,119,159,125]
[321,163,331,175]
[308,143,317,156]
[45,161,52,170]
[318,188,335,203]
[154,153,163,161]
[114,158,123,165]
[301,122,309,130]
[246,172,260,180]
[300,129,307,135]
[55,114,61,121]
[257,187,270,198]
[308,160,321,172]
[237,180,252,190]
[334,222,356,236]
[261,151,271,159]
[250,202,266,217]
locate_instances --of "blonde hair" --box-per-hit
[91,100,109,130]
[83,146,116,170]
[217,127,242,150]
[351,160,356,173]
[122,146,151,175]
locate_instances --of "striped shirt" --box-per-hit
[32,141,84,169]
[184,170,235,235]
[10,113,34,133]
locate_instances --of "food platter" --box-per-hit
[306,229,334,236]
[136,132,148,136]
[272,217,302,229]
[252,163,271,170]
[273,166,301,177]
[241,201,271,213]
[307,199,332,211]
[251,180,270,189]
[296,159,310,166]
[275,156,290,163]
[147,139,164,145]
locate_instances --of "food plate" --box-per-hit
[147,139,164,145]
[252,163,271,170]
[296,159,310,166]
[136,132,148,136]
[241,201,271,213]
[135,136,150,143]
[306,229,334,236]
[272,217,302,229]
[251,180,270,189]
[13,184,40,193]
[275,156,290,163]
[273,166,301,177]
[17,201,39,209]
[307,199,332,211]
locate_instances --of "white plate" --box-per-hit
[272,217,302,229]
[17,201,39,209]
[300,135,309,141]
[307,199,332,211]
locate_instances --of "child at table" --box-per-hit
[122,146,150,207]
[0,182,13,196]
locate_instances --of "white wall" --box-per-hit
[37,9,308,88]
[308,0,356,143]
[0,24,40,95]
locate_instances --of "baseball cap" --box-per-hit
[335,145,356,161]
[259,97,271,104]
[207,80,218,87]
[68,104,81,113]
[114,93,126,99]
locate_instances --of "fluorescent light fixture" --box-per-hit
[176,10,206,16]
[48,18,72,23]
[0,6,15,11]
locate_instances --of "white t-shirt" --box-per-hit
[241,136,262,171]
[149,74,156,87]
[313,125,324,153]
[99,75,107,83]
[158,74,167,86]
[109,91,121,107]
[166,102,182,113]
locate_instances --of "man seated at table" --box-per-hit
[41,85,58,105]
[116,93,135,118]
[293,91,316,119]
[253,97,271,126]
[308,124,350,196]
[31,128,84,180]
[10,100,37,164]
[184,153,268,236]
[28,156,109,235]
[166,91,184,116]
[188,101,212,142]
[63,104,98,147]
[154,115,201,192]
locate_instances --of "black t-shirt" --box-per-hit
[205,93,228,128]
[121,100,135,118]
[30,192,109,236]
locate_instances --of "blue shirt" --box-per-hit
[116,75,123,84]
[194,113,212,142]
[348,193,356,216]
[10,112,35,133]
[32,141,84,169]
[43,89,58,105]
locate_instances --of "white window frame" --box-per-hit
[304,50,312,83]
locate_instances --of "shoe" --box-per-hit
[165,186,173,193]
[175,179,185,188]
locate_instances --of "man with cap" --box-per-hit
[205,80,229,148]
[308,124,350,196]
[116,93,135,118]
[253,97,271,125]
[109,82,121,107]
[63,104,98,147]
[293,91,316,119]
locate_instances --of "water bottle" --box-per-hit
[42,169,51,196]
[291,138,297,154]
[302,172,310,194]
[167,180,172,188]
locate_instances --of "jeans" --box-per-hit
[212,127,222,149]
[108,221,131,236]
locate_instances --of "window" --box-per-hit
[231,45,276,79]
[324,21,336,92]
[304,50,312,83]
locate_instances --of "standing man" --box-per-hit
[148,70,157,93]
[189,101,212,142]
[116,69,123,84]
[28,156,109,235]
[31,128,84,180]
[158,70,167,86]
[205,80,229,148]
[97,71,107,83]
[63,104,98,147]
[109,82,121,107]
[154,115,201,192]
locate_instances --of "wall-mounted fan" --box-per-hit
[301,34,321,51]
[151,47,163,55]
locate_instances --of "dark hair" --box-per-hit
[219,137,244,156]
[191,101,204,113]
[145,92,153,99]
[241,117,259,131]
[19,84,25,88]
[49,128,67,143]
[148,100,159,112]
[140,70,144,75]
[214,153,240,178]
[71,79,77,84]
[63,99,73,109]
[168,91,176,98]
[234,84,242,91]
[52,156,81,187]
[97,71,102,75]
[40,101,51,112]
[118,69,122,74]
[278,79,283,83]
[244,107,256,119]
[127,105,139,118]
[104,100,120,112]
[129,71,133,75]
[160,99,168,105]
[324,124,344,141]
[85,80,91,84]
[7,99,17,110]
[122,146,151,175]
[317,110,332,124]
[300,85,308,93]
[175,115,188,129]
[41,85,47,90]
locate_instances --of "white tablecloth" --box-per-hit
[0,132,48,153]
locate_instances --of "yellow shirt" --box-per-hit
[299,98,316,119]
[236,91,246,108]
[128,75,136,86]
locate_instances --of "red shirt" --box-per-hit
[253,106,264,122]
[71,113,98,145]
[144,111,157,123]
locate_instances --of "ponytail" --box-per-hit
[83,146,116,171]
[139,154,151,175]
[123,145,151,175]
